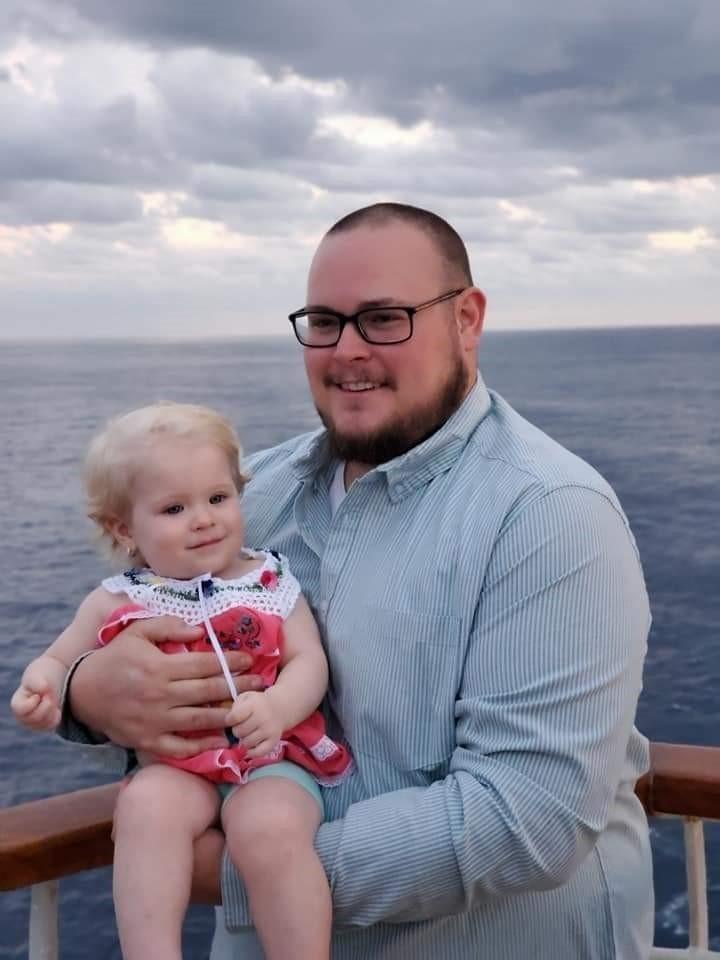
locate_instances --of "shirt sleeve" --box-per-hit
[310,486,651,925]
[56,651,132,772]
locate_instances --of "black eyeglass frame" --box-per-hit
[288,288,467,347]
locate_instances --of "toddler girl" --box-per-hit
[11,402,351,960]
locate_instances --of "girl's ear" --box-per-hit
[107,517,135,556]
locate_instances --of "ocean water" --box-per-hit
[1,327,718,957]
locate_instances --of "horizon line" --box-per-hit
[1,320,718,345]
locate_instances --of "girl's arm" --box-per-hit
[266,594,329,729]
[11,587,120,731]
[226,594,328,757]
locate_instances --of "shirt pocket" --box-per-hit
[328,604,463,772]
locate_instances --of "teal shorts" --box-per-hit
[217,761,323,812]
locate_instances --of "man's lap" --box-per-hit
[209,911,263,960]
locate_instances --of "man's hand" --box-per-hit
[69,616,262,757]
[226,688,286,758]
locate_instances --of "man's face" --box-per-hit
[303,221,478,465]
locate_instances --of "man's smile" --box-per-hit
[336,380,381,392]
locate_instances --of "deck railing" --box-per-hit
[2,741,720,959]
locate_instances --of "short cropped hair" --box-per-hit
[84,402,249,558]
[326,202,473,286]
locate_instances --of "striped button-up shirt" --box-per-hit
[218,374,654,959]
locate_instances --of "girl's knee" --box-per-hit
[224,781,321,855]
[114,768,167,824]
[114,765,217,833]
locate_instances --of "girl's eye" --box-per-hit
[164,504,183,515]
[209,493,227,505]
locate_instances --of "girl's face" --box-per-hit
[112,437,246,580]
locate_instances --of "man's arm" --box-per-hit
[59,616,264,757]
[271,487,648,925]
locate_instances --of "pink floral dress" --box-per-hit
[98,550,352,786]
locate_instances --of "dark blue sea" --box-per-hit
[1,327,719,958]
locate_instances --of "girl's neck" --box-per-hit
[149,547,262,582]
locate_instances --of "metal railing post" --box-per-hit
[28,880,59,960]
[685,818,710,950]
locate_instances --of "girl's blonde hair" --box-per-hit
[84,402,250,558]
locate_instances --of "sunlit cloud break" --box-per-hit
[648,227,717,253]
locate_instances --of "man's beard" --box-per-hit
[319,354,470,466]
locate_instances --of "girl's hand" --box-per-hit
[11,656,68,731]
[226,689,286,758]
[11,679,61,731]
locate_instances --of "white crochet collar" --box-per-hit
[102,549,299,626]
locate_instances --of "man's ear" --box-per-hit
[457,287,486,350]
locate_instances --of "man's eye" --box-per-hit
[163,504,183,515]
[307,314,337,330]
[209,493,227,505]
[365,309,405,326]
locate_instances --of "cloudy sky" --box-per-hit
[1,1,718,339]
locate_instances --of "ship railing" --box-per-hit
[636,742,720,959]
[1,741,719,959]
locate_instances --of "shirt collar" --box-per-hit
[288,372,492,501]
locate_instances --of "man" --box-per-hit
[64,203,653,958]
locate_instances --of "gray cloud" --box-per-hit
[0,180,142,225]
[0,82,176,190]
[0,0,718,337]
[150,52,325,168]
[47,1,720,171]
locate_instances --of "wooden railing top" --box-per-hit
[2,741,720,893]
[636,741,720,821]
[0,782,120,892]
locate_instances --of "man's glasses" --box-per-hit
[289,288,466,348]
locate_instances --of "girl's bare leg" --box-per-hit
[113,764,220,960]
[222,777,330,960]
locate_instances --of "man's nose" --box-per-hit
[333,319,372,360]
